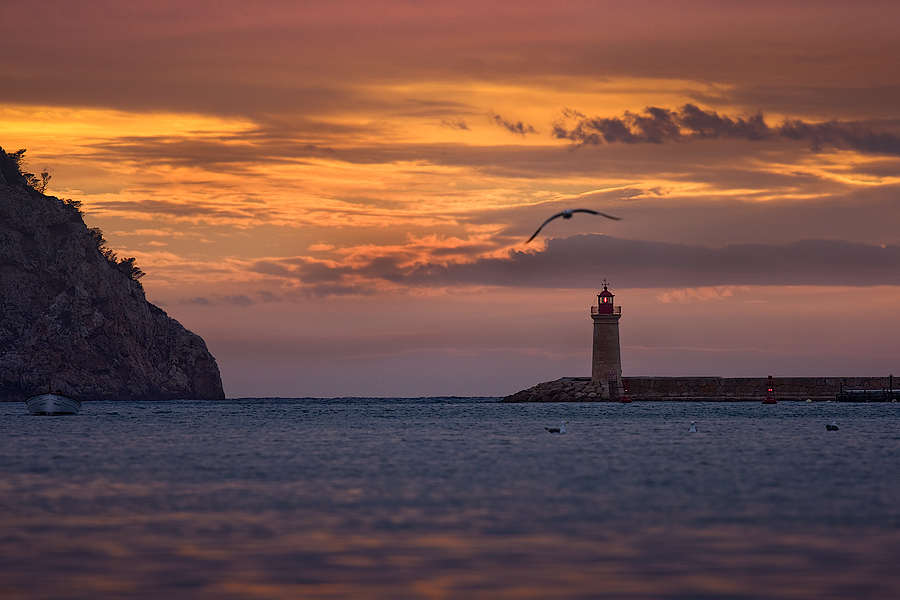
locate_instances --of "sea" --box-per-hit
[2,398,900,600]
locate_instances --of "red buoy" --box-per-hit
[762,375,777,404]
[619,379,632,403]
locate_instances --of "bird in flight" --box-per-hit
[526,208,621,243]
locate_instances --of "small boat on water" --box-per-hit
[25,392,82,415]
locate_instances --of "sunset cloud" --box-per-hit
[656,287,744,304]
[239,236,900,297]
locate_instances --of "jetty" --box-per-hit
[501,375,896,402]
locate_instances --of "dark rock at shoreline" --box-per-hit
[0,151,225,401]
[501,378,612,402]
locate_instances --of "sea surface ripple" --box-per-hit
[2,398,899,599]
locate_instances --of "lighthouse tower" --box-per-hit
[591,280,623,399]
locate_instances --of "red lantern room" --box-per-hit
[597,280,615,315]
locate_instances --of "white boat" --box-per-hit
[25,392,82,415]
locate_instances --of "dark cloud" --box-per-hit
[246,236,900,294]
[779,119,900,155]
[258,290,281,303]
[551,106,769,146]
[441,118,470,131]
[223,294,254,307]
[678,104,770,141]
[490,112,537,136]
[178,293,258,306]
[553,104,900,156]
[403,236,900,289]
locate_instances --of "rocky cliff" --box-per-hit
[0,148,225,401]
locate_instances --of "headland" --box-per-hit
[0,147,225,401]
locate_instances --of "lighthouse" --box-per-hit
[591,280,622,399]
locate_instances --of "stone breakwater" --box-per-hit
[501,378,610,402]
[501,376,894,402]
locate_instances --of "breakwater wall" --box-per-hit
[501,376,894,402]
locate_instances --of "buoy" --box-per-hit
[689,421,697,433]
[619,378,631,403]
[762,375,777,404]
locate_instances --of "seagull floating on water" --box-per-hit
[545,421,568,434]
[526,209,621,243]
[826,420,840,431]
[689,421,697,433]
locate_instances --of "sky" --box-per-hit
[2,0,899,397]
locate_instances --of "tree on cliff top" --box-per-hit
[2,147,143,286]
[0,148,50,192]
[88,227,146,285]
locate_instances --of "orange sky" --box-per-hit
[2,1,899,397]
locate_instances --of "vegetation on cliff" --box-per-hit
[1,148,146,287]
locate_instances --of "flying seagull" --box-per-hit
[826,420,840,431]
[526,208,621,243]
[545,421,568,434]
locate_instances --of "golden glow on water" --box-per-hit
[5,509,900,599]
